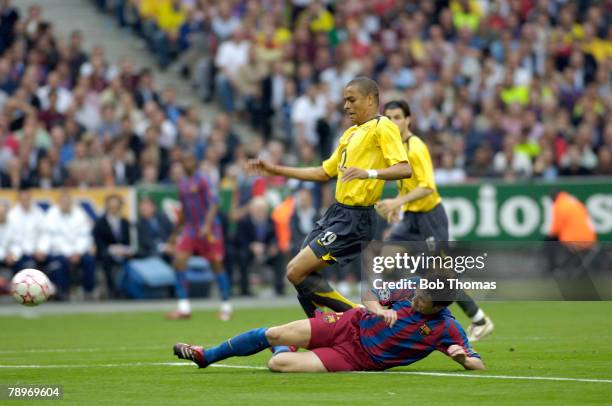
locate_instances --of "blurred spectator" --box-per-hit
[234,196,282,296]
[290,188,318,256]
[151,0,186,69]
[93,194,133,297]
[109,138,139,185]
[136,195,173,261]
[435,151,467,185]
[466,144,494,178]
[493,135,533,180]
[133,68,159,108]
[43,189,96,299]
[291,83,326,149]
[6,186,47,271]
[211,2,240,42]
[596,147,612,175]
[533,146,559,181]
[0,201,15,269]
[30,155,65,189]
[0,1,19,54]
[215,26,250,114]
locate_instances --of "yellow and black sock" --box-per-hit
[295,273,358,316]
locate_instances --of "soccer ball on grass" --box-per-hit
[10,268,52,306]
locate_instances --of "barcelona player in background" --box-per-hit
[247,77,412,317]
[377,100,494,342]
[166,152,232,321]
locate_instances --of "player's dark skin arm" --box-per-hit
[341,162,411,182]
[247,160,412,183]
[376,186,433,220]
[247,159,332,182]
[394,187,433,205]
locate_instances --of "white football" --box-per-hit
[11,268,52,306]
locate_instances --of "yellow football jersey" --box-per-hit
[322,116,408,206]
[397,135,441,213]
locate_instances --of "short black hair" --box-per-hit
[420,269,456,308]
[383,99,411,118]
[346,76,379,104]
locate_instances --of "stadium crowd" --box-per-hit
[0,0,610,299]
[99,0,612,182]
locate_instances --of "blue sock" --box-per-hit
[271,346,291,355]
[216,272,231,301]
[174,271,188,300]
[204,328,269,364]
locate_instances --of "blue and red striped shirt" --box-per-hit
[359,301,479,369]
[178,171,220,237]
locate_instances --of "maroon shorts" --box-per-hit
[176,231,224,263]
[307,307,380,372]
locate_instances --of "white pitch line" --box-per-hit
[0,362,610,384]
[352,370,612,384]
[0,345,168,354]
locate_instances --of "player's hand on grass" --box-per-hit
[340,167,367,182]
[377,308,398,327]
[246,159,276,176]
[447,345,467,364]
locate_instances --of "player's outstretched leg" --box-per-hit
[174,327,269,368]
[174,319,312,368]
[455,290,494,341]
[286,247,358,317]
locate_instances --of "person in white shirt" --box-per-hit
[43,189,96,299]
[291,83,326,147]
[214,26,250,113]
[7,185,68,299]
[7,186,48,268]
[36,71,74,114]
[0,202,16,267]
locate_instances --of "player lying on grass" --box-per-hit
[173,279,484,372]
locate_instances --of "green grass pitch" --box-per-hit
[1,302,612,405]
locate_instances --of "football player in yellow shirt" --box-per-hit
[247,77,412,316]
[376,100,494,342]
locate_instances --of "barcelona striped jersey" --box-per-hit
[178,171,220,238]
[359,300,479,368]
